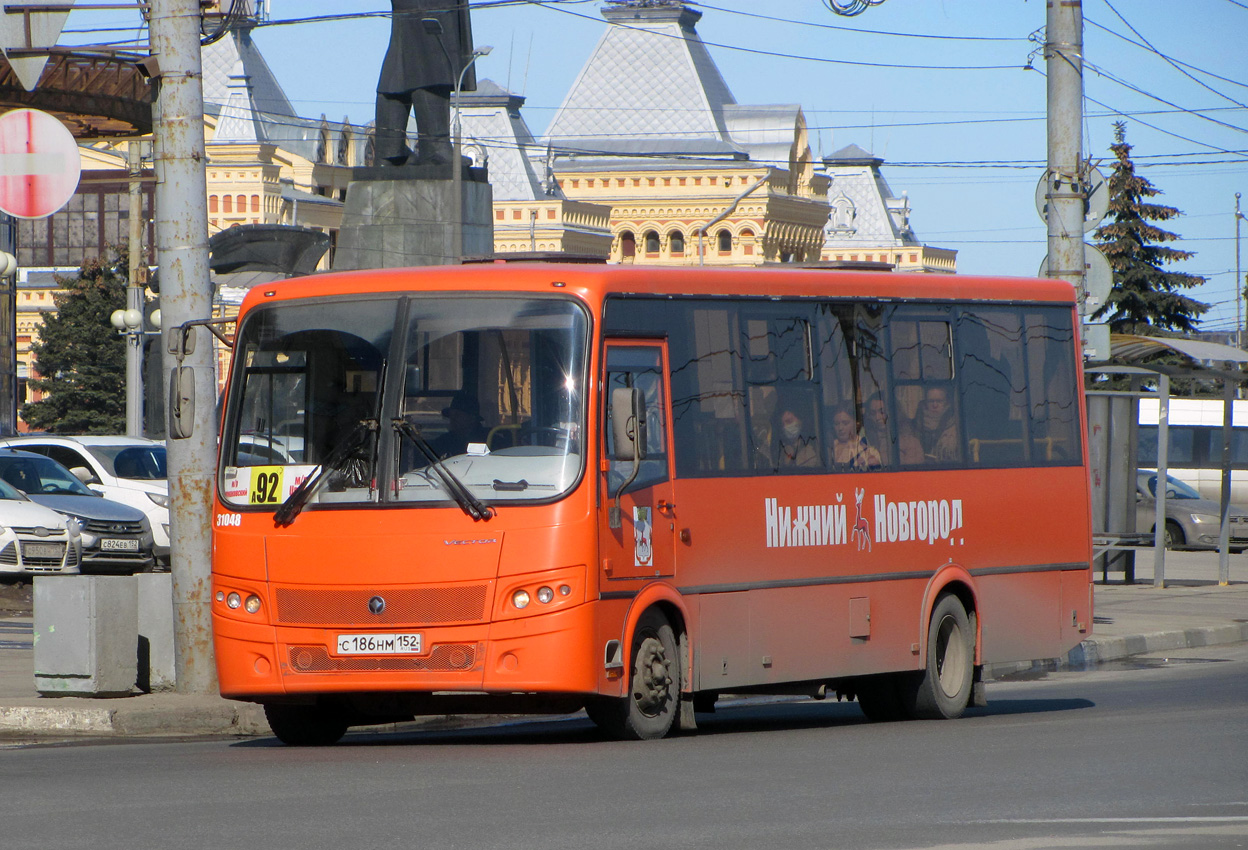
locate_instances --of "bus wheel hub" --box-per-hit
[634,638,671,713]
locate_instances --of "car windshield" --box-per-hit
[88,444,167,480]
[219,295,589,511]
[0,478,27,500]
[1142,473,1202,500]
[0,453,95,496]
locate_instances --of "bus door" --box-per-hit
[599,341,676,580]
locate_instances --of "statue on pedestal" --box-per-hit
[374,0,476,168]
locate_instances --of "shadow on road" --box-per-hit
[230,693,1097,749]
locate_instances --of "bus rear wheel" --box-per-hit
[586,609,680,740]
[910,594,974,720]
[264,703,348,746]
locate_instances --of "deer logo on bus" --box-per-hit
[852,487,872,552]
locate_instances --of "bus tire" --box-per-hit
[586,608,680,740]
[264,703,348,746]
[910,593,974,720]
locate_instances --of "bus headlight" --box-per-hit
[244,595,262,614]
[536,586,554,604]
[226,592,241,609]
[512,589,530,609]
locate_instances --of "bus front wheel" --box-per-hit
[264,703,349,746]
[586,609,680,740]
[910,594,974,720]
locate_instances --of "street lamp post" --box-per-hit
[452,46,491,262]
[109,308,161,436]
[420,18,490,263]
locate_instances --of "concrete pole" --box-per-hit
[125,141,144,437]
[148,0,218,694]
[1236,192,1243,349]
[1045,0,1087,313]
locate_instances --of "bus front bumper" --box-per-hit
[213,601,602,701]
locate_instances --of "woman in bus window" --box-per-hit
[778,408,820,468]
[831,403,881,471]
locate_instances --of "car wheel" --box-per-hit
[1164,520,1186,549]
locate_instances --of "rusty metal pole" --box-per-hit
[148,0,218,693]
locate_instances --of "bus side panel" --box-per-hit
[672,467,1090,689]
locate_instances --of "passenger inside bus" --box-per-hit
[859,394,893,467]
[904,385,961,464]
[831,402,881,470]
[777,407,820,468]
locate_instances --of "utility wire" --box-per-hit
[692,2,1025,42]
[528,0,1024,71]
[1097,0,1247,109]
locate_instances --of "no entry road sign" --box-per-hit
[0,108,81,219]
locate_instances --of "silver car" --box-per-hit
[1136,471,1248,551]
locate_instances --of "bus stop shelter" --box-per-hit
[1085,333,1248,587]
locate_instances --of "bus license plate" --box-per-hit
[100,538,139,552]
[335,633,423,655]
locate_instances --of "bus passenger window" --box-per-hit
[1024,309,1078,463]
[958,309,1025,465]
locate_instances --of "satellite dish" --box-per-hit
[1034,167,1109,232]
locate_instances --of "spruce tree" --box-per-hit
[1092,121,1208,333]
[21,252,128,433]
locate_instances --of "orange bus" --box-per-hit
[210,262,1093,745]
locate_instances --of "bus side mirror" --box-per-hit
[611,387,647,462]
[169,366,195,439]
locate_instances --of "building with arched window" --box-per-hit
[523,1,831,267]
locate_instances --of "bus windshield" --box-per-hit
[220,295,589,510]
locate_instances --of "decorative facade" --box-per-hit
[536,0,830,266]
[458,80,612,257]
[819,144,956,273]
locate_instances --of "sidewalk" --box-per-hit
[1,551,1244,740]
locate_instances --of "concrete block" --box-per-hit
[334,176,494,270]
[136,572,175,693]
[34,575,137,697]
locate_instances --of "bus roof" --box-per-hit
[237,263,1078,315]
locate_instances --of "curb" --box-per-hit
[1069,622,1248,667]
[0,697,268,738]
[986,623,1248,680]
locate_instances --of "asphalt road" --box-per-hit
[2,644,1245,850]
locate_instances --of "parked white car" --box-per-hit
[0,436,169,565]
[0,477,82,575]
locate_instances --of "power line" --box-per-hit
[1097,0,1247,110]
[692,2,1026,42]
[528,0,1025,71]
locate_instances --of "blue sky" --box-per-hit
[65,1,1248,334]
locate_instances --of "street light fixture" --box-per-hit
[110,306,160,437]
[453,45,492,262]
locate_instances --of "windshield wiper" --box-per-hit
[392,419,494,521]
[274,419,378,527]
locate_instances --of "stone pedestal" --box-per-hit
[334,165,493,270]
